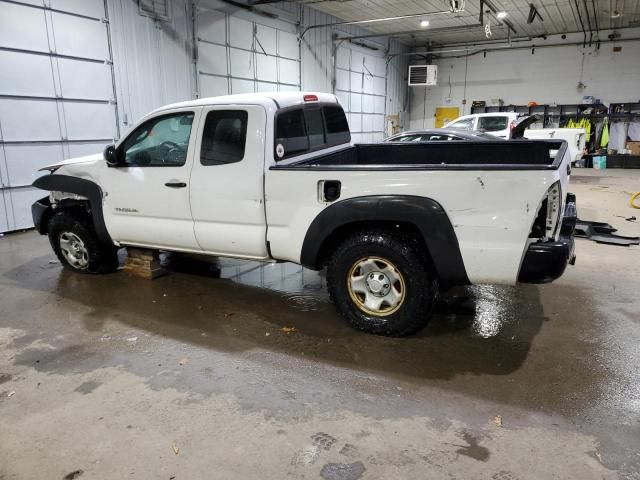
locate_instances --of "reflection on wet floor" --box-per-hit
[162,253,328,312]
[162,252,517,339]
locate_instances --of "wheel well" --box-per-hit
[51,200,93,229]
[315,220,432,269]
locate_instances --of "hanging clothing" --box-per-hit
[609,122,628,151]
[600,119,609,149]
[628,122,640,142]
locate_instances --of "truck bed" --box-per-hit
[273,140,567,171]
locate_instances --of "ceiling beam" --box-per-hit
[299,9,453,40]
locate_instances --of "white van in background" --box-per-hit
[444,112,586,163]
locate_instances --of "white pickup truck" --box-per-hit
[444,112,586,164]
[31,92,577,336]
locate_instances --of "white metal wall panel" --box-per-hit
[0,3,50,51]
[336,44,387,143]
[107,0,194,132]
[257,55,278,83]
[3,144,64,188]
[57,59,113,100]
[50,12,110,59]
[67,142,111,159]
[0,147,9,232]
[194,2,409,138]
[50,0,105,19]
[1,192,12,233]
[229,48,254,79]
[197,8,301,98]
[229,17,253,50]
[0,51,56,97]
[63,102,117,140]
[0,99,61,141]
[0,0,118,231]
[7,188,45,231]
[198,43,227,76]
[278,31,298,60]
[256,25,277,55]
[199,74,228,98]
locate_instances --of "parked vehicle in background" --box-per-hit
[384,128,500,142]
[444,112,586,163]
[31,92,577,337]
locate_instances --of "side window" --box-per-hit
[478,116,509,132]
[448,117,474,131]
[121,112,194,166]
[323,105,350,146]
[200,110,248,166]
[275,104,350,161]
[425,134,449,141]
[393,134,419,142]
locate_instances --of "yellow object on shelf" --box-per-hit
[630,192,640,209]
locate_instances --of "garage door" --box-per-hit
[0,0,118,232]
[197,11,300,97]
[335,43,387,143]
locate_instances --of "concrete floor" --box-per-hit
[1,169,639,480]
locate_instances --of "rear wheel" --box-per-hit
[327,230,438,336]
[48,211,119,274]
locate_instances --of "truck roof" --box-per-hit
[150,92,341,115]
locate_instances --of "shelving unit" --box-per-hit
[609,102,640,120]
[470,103,609,125]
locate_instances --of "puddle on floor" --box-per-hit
[159,252,526,339]
[161,253,329,312]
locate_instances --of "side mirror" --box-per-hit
[103,144,120,167]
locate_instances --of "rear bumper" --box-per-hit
[518,193,577,284]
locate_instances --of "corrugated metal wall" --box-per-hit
[0,0,118,231]
[107,0,409,134]
[274,2,410,120]
[0,0,409,232]
[107,0,195,135]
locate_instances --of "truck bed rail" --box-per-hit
[271,140,567,171]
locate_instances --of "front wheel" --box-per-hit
[327,230,438,336]
[48,211,119,274]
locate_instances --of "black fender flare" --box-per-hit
[300,195,469,286]
[32,174,112,245]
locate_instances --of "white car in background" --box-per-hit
[444,112,586,164]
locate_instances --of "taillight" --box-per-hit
[529,181,562,240]
[304,94,318,102]
[545,182,562,239]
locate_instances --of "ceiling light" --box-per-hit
[420,20,430,27]
[496,11,508,19]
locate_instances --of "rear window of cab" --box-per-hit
[275,104,350,161]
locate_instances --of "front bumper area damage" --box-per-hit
[31,196,52,235]
[518,193,577,284]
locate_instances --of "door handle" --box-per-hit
[165,182,187,188]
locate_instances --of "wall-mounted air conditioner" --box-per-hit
[408,65,438,86]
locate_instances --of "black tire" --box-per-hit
[327,230,438,337]
[48,211,119,274]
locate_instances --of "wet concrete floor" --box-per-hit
[0,170,639,479]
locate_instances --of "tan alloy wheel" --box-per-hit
[347,256,406,316]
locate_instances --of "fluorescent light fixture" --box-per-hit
[496,11,508,19]
[420,20,430,27]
